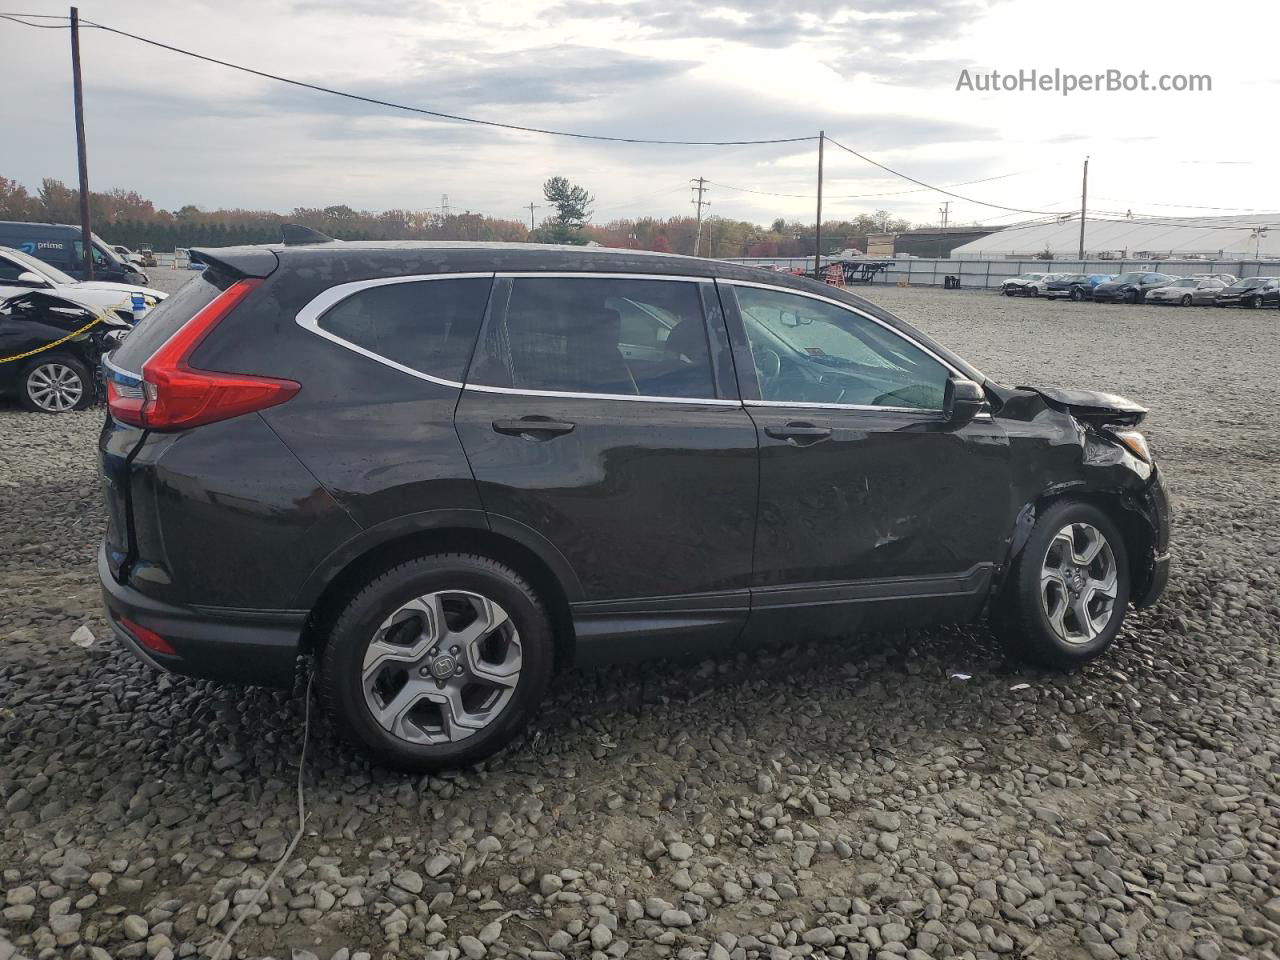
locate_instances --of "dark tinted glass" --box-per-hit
[469,277,715,398]
[111,273,225,371]
[319,277,491,382]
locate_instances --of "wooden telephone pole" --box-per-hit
[813,131,825,278]
[70,7,94,279]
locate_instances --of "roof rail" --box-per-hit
[281,223,337,246]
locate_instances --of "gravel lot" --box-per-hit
[2,277,1278,960]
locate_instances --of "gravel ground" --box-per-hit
[2,280,1278,960]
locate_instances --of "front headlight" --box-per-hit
[1108,429,1152,463]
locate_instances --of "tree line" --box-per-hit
[0,174,911,258]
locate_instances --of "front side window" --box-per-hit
[318,277,491,382]
[733,285,950,410]
[469,276,715,399]
[0,254,27,284]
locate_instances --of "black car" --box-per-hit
[1044,274,1095,301]
[98,236,1172,771]
[1214,276,1280,309]
[1092,272,1178,304]
[1,290,128,412]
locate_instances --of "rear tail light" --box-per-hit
[107,278,300,430]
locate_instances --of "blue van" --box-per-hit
[0,221,150,284]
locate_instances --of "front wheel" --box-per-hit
[317,553,555,771]
[1070,287,1085,302]
[19,354,93,413]
[992,500,1131,669]
[1249,294,1263,309]
[1124,290,1139,304]
[1180,295,1192,306]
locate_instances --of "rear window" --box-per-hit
[317,276,492,382]
[110,273,226,372]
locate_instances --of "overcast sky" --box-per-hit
[3,0,1278,229]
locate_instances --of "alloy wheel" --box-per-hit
[26,363,84,412]
[1040,523,1118,645]
[361,590,522,745]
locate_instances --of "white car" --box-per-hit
[0,245,166,320]
[999,272,1048,296]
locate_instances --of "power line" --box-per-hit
[0,12,71,27]
[0,13,816,147]
[824,135,1064,216]
[708,169,1036,201]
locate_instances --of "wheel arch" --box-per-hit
[996,487,1158,606]
[298,520,580,669]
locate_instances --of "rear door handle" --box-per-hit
[765,421,832,445]
[492,417,576,439]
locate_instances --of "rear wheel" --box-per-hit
[992,500,1131,669]
[1180,295,1192,306]
[19,354,93,413]
[317,553,554,771]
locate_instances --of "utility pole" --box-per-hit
[813,132,825,278]
[70,6,94,279]
[939,201,950,229]
[1077,156,1089,261]
[526,202,538,232]
[690,177,709,256]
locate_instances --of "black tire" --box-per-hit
[1248,294,1262,309]
[317,553,555,771]
[1027,287,1039,297]
[991,500,1131,670]
[18,354,94,413]
[1124,290,1139,305]
[1180,295,1192,306]
[1004,287,1016,297]
[1070,287,1084,302]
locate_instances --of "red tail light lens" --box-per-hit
[119,617,176,655]
[107,278,300,431]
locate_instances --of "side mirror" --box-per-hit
[944,377,986,428]
[17,271,50,287]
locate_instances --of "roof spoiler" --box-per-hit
[188,247,280,279]
[282,223,337,246]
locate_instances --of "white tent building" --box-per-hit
[951,214,1280,261]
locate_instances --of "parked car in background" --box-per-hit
[98,236,1171,771]
[1215,276,1280,308]
[111,244,138,263]
[999,272,1048,296]
[1146,277,1227,306]
[1092,272,1179,304]
[0,221,152,285]
[0,289,129,412]
[0,245,166,320]
[1193,273,1237,285]
[1045,274,1111,301]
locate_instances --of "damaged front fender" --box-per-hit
[989,384,1171,611]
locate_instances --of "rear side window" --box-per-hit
[468,276,715,399]
[318,277,491,382]
[111,273,226,371]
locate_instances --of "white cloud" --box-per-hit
[2,0,1277,227]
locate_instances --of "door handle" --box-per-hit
[492,417,576,439]
[765,421,831,444]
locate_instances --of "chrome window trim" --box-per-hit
[718,277,966,379]
[495,272,708,282]
[464,382,741,406]
[745,398,992,420]
[294,272,494,388]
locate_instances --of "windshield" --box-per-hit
[1229,277,1272,288]
[3,247,77,285]
[1170,279,1197,288]
[1114,272,1145,283]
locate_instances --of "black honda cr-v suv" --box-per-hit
[99,234,1171,771]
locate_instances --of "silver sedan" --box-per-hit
[1146,277,1227,306]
